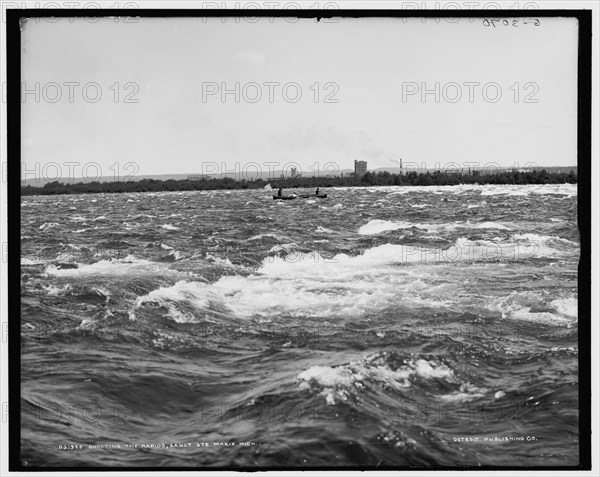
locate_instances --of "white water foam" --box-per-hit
[512,233,578,246]
[45,257,175,278]
[363,183,577,197]
[297,353,471,405]
[358,220,415,235]
[358,219,514,235]
[488,291,577,325]
[39,222,60,231]
[135,232,574,323]
[248,233,288,242]
[45,284,73,296]
[550,297,578,319]
[474,222,510,230]
[161,224,180,231]
[22,257,45,265]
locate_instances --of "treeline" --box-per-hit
[21,169,577,196]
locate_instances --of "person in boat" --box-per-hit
[315,187,320,195]
[278,187,283,197]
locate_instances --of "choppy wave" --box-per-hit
[20,184,580,468]
[298,352,461,405]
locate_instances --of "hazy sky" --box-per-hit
[21,15,578,178]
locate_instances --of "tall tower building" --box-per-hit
[354,160,367,177]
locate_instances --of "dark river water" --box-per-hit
[20,184,579,468]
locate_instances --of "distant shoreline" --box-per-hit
[21,169,577,196]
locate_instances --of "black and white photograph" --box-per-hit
[2,1,596,473]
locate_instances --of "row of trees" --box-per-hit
[21,169,577,196]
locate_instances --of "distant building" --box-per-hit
[354,160,367,177]
[187,174,213,181]
[281,168,301,180]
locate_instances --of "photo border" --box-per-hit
[6,7,593,472]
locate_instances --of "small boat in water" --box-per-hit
[298,194,328,199]
[273,193,327,200]
[273,195,297,200]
